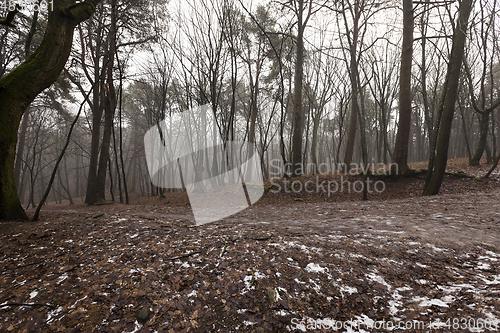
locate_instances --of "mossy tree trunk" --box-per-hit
[0,0,100,220]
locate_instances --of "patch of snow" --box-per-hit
[340,285,358,295]
[57,273,68,284]
[413,296,452,307]
[46,306,63,324]
[476,262,491,270]
[478,255,498,262]
[275,310,289,316]
[485,250,500,258]
[427,244,446,252]
[241,271,267,295]
[372,230,405,234]
[388,287,411,315]
[29,291,38,299]
[128,321,142,333]
[69,295,87,309]
[295,278,306,285]
[479,274,500,285]
[366,272,391,291]
[305,263,328,274]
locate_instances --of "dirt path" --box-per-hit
[1,190,499,332]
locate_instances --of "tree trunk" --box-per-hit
[392,0,413,175]
[291,2,305,177]
[84,95,102,204]
[0,0,99,220]
[470,111,490,166]
[14,4,40,190]
[424,0,474,196]
[343,15,359,170]
[95,9,117,203]
[14,110,29,190]
[311,110,320,170]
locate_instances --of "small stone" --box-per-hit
[136,306,151,324]
[266,287,277,303]
[229,235,239,242]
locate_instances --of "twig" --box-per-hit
[14,261,40,269]
[220,241,227,258]
[0,303,54,309]
[165,251,201,261]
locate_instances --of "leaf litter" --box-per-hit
[0,160,500,332]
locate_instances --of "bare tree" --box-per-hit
[424,0,475,195]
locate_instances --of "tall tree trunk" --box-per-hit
[291,0,306,177]
[424,0,474,196]
[84,86,102,204]
[85,22,104,204]
[392,0,413,175]
[94,4,117,203]
[0,0,99,220]
[343,12,359,170]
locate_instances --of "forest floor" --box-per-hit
[1,158,500,332]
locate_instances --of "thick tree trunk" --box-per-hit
[14,109,29,190]
[470,111,490,166]
[84,34,104,204]
[392,0,413,175]
[424,0,474,196]
[0,0,99,220]
[84,92,102,204]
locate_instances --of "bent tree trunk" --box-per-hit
[423,0,474,196]
[0,0,99,220]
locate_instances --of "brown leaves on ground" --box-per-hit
[0,158,499,332]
